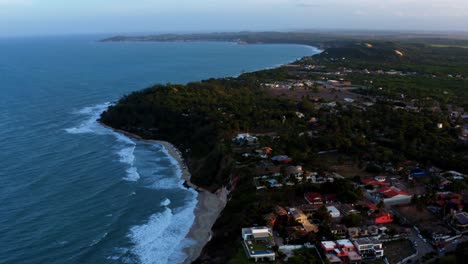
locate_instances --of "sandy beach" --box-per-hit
[154,140,226,264]
[100,124,226,263]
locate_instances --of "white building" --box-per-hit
[241,227,276,262]
[327,206,341,218]
[353,237,384,258]
[234,133,258,145]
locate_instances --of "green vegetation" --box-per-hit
[286,248,320,264]
[383,239,416,264]
[100,79,300,189]
[100,33,468,263]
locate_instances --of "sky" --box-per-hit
[0,0,467,36]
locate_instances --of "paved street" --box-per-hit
[406,229,434,263]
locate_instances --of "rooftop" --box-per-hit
[377,186,410,198]
[242,226,275,257]
[321,241,337,250]
[348,251,362,261]
[455,212,468,225]
[336,239,354,248]
[326,253,342,263]
[355,237,381,245]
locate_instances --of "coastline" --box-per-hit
[100,124,226,264]
[154,140,227,264]
[96,43,320,263]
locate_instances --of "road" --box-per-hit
[406,229,434,263]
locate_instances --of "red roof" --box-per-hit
[377,186,392,193]
[375,213,393,224]
[305,192,323,204]
[377,186,409,198]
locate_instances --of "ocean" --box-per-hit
[0,35,319,264]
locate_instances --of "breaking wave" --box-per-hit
[65,103,140,182]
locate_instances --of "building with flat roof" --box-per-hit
[453,211,468,233]
[353,237,384,258]
[321,239,362,264]
[327,206,341,218]
[241,227,276,262]
[367,186,412,206]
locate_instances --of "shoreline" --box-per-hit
[154,140,226,264]
[100,124,226,264]
[96,44,319,263]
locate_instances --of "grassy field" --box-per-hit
[383,239,416,264]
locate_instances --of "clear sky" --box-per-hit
[1,0,467,36]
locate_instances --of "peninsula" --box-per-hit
[100,32,468,264]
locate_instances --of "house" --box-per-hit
[233,133,258,145]
[285,165,304,179]
[374,212,393,224]
[409,168,428,179]
[255,147,273,158]
[452,212,468,233]
[361,177,385,188]
[321,240,362,264]
[442,171,466,180]
[304,192,323,205]
[241,227,276,262]
[372,186,412,206]
[353,237,384,258]
[327,206,341,218]
[311,174,335,184]
[436,192,463,211]
[336,204,359,216]
[321,241,340,263]
[271,155,292,164]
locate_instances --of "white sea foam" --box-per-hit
[65,103,140,182]
[68,103,200,264]
[118,146,140,182]
[129,190,198,264]
[65,103,111,135]
[160,198,171,207]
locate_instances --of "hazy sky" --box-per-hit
[1,0,467,36]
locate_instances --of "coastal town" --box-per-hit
[6,1,468,264]
[100,37,468,264]
[228,49,468,263]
